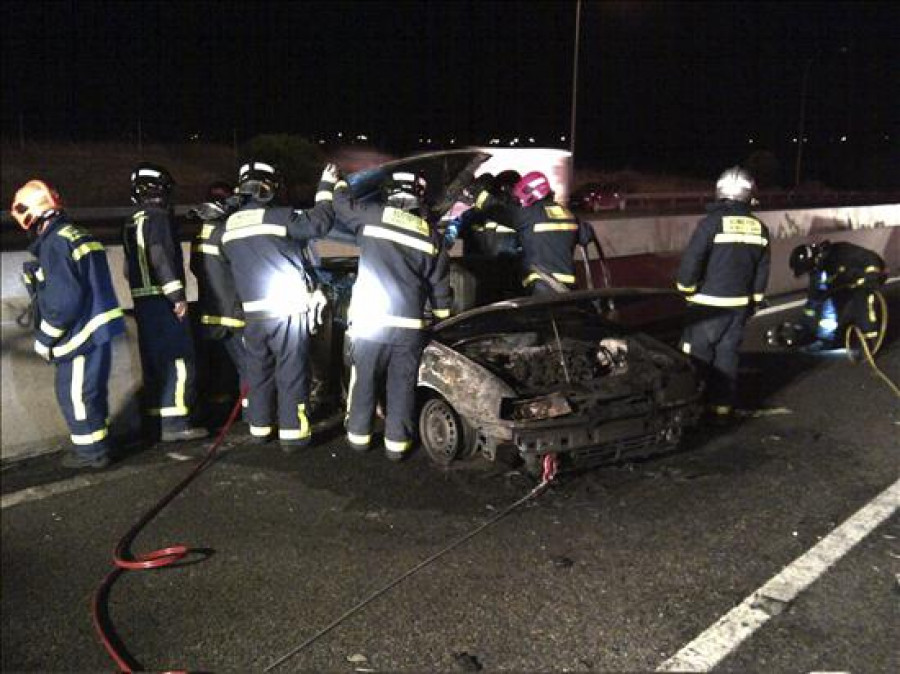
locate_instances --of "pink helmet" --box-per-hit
[512,171,551,207]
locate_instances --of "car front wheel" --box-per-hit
[419,396,474,466]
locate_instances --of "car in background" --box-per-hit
[570,182,627,212]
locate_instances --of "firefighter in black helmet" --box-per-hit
[334,169,453,462]
[124,163,208,442]
[189,181,248,417]
[676,166,770,424]
[219,160,337,452]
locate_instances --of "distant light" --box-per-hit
[748,138,754,144]
[560,135,566,142]
[886,134,891,141]
[489,138,500,145]
[419,137,424,143]
[803,136,808,143]
[427,138,432,144]
[528,137,535,143]
[840,135,847,142]
[450,138,456,144]
[318,139,325,144]
[357,134,368,141]
[337,132,343,138]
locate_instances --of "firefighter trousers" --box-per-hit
[134,297,199,433]
[54,343,112,460]
[243,314,311,445]
[346,336,425,454]
[680,306,750,412]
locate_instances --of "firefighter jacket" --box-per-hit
[676,201,770,308]
[190,215,244,338]
[458,192,519,257]
[810,242,886,295]
[333,182,453,344]
[27,212,125,361]
[220,181,335,320]
[123,204,187,304]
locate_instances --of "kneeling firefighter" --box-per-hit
[334,170,453,461]
[769,240,887,349]
[13,180,125,469]
[220,160,337,451]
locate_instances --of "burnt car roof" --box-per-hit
[432,288,687,344]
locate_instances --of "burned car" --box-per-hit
[307,151,702,475]
[415,289,703,474]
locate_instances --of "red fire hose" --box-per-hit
[91,390,246,673]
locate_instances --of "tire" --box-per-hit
[418,396,475,466]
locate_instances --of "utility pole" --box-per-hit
[793,56,815,189]
[569,0,582,193]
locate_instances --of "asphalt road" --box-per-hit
[2,287,899,673]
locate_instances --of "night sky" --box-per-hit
[2,1,898,184]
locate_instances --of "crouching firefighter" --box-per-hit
[189,181,249,418]
[220,160,337,452]
[12,180,125,469]
[124,163,207,442]
[768,240,887,350]
[676,166,770,423]
[334,170,454,461]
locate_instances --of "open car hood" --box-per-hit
[431,288,690,345]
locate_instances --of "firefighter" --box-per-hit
[124,162,208,442]
[333,170,453,461]
[189,181,248,416]
[446,170,521,258]
[676,166,770,424]
[220,160,336,452]
[12,180,125,469]
[782,240,887,348]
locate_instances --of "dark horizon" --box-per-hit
[2,1,898,187]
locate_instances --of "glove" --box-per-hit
[320,163,341,184]
[307,288,328,334]
[34,339,52,362]
[444,217,462,246]
[173,301,188,321]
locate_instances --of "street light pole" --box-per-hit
[569,0,582,190]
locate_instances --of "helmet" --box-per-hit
[512,171,552,207]
[789,243,823,277]
[237,160,280,202]
[493,170,521,195]
[715,166,756,203]
[384,171,427,211]
[11,179,62,231]
[130,163,174,205]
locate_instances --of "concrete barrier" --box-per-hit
[2,204,898,461]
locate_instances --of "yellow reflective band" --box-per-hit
[174,358,187,414]
[250,425,273,437]
[162,280,184,294]
[242,292,310,314]
[40,320,66,338]
[201,316,245,328]
[523,272,575,286]
[315,190,334,202]
[346,365,358,417]
[384,438,412,453]
[713,233,768,246]
[71,355,87,421]
[475,190,491,209]
[362,225,436,255]
[72,241,104,261]
[200,224,215,239]
[147,406,190,417]
[681,342,691,354]
[804,309,816,316]
[383,207,430,236]
[721,216,761,235]
[864,265,882,274]
[226,209,265,228]
[544,205,574,219]
[71,427,109,445]
[534,223,578,232]
[52,307,124,357]
[36,268,45,282]
[432,308,451,319]
[34,340,51,358]
[712,405,733,415]
[298,403,310,439]
[133,213,152,290]
[192,243,220,255]
[524,272,541,286]
[864,331,879,338]
[347,432,371,446]
[495,225,515,233]
[57,225,88,242]
[131,286,163,297]
[753,293,765,302]
[335,180,349,190]
[687,294,750,307]
[552,273,576,284]
[868,294,877,322]
[381,314,427,329]
[676,283,697,293]
[221,224,287,243]
[241,398,249,408]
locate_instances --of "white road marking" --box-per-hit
[657,476,900,672]
[1,465,152,509]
